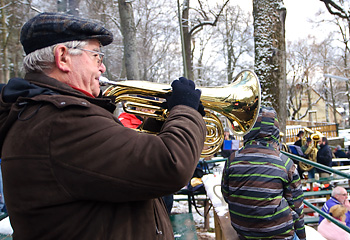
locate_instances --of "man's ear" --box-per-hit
[54,45,71,72]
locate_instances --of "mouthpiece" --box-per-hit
[99,76,111,85]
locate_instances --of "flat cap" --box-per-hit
[20,12,113,55]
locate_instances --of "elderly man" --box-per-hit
[0,12,206,239]
[319,186,350,227]
[222,107,306,240]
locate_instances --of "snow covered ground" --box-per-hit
[171,171,226,240]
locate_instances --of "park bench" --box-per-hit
[170,213,198,240]
[0,234,11,240]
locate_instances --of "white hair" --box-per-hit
[332,186,346,197]
[22,40,88,73]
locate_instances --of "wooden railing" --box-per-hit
[285,121,338,143]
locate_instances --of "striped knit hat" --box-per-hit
[243,106,280,144]
[20,12,113,55]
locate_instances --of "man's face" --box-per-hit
[336,190,348,204]
[69,40,106,97]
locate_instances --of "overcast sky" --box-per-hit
[234,0,333,41]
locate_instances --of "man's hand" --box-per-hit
[343,198,350,211]
[166,77,204,116]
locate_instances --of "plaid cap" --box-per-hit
[243,106,280,144]
[20,12,113,55]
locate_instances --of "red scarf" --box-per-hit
[70,85,95,98]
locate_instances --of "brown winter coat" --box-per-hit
[0,73,206,240]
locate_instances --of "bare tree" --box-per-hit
[217,4,253,84]
[0,0,10,83]
[0,0,45,83]
[318,1,350,123]
[287,36,319,121]
[180,0,230,80]
[57,0,80,15]
[134,0,180,82]
[118,0,139,80]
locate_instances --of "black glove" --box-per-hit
[198,101,205,116]
[141,118,165,132]
[166,77,202,113]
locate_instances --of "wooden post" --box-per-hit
[214,210,223,240]
[204,200,210,230]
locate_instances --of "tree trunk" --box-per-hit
[0,0,9,83]
[253,0,287,135]
[182,0,193,80]
[118,0,140,80]
[57,0,68,12]
[68,0,80,16]
[57,0,80,16]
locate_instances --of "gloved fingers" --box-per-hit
[171,79,180,88]
[198,101,205,116]
[178,77,195,89]
[195,89,201,98]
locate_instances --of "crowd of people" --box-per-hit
[289,130,350,239]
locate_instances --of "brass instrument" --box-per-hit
[299,128,324,171]
[280,132,291,153]
[100,70,261,157]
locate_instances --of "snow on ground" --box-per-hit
[171,170,225,240]
[0,217,12,235]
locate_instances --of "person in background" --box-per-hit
[220,128,235,158]
[316,137,333,179]
[333,145,350,166]
[319,186,350,227]
[334,145,347,159]
[222,106,305,240]
[0,12,206,239]
[294,130,304,147]
[118,111,142,129]
[346,145,350,159]
[118,95,156,129]
[301,137,315,178]
[318,204,350,240]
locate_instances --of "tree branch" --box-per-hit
[189,0,230,35]
[320,0,348,19]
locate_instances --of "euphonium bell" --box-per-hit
[100,70,261,157]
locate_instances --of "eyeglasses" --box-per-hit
[72,48,105,66]
[339,193,348,196]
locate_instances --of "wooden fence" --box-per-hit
[232,120,338,145]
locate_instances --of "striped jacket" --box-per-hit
[222,107,305,239]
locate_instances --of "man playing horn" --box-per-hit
[0,12,206,239]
